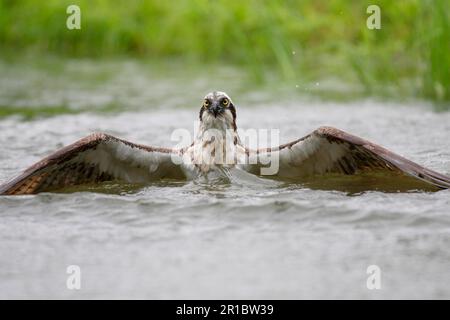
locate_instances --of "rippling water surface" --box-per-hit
[0,60,449,299]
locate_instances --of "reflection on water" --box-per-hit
[295,172,441,194]
[0,59,450,299]
[51,170,440,196]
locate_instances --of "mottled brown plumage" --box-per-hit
[1,92,449,195]
[245,126,450,189]
[0,133,184,195]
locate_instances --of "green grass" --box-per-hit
[0,0,449,105]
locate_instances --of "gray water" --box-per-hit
[0,60,450,299]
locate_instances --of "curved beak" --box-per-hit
[209,102,224,117]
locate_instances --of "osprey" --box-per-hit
[0,91,449,195]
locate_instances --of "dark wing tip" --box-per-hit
[0,132,183,195]
[0,133,110,195]
[315,126,450,189]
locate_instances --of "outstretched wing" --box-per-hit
[245,126,450,189]
[0,133,185,195]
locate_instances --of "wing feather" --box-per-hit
[245,126,450,189]
[0,133,185,195]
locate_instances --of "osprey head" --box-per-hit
[199,91,237,131]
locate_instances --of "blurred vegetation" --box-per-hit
[0,0,449,105]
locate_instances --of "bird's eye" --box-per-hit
[203,100,210,108]
[222,98,229,106]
